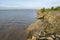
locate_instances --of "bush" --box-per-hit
[41,8,46,13]
[54,6,60,11]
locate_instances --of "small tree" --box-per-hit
[51,7,54,10]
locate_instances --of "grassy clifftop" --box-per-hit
[25,6,60,40]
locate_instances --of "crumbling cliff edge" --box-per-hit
[25,7,60,40]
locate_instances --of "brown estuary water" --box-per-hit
[0,9,37,31]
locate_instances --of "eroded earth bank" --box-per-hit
[25,7,60,40]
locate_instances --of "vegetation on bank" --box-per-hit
[40,6,60,13]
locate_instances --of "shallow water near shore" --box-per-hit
[0,9,37,31]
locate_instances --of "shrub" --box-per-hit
[54,6,60,11]
[41,8,46,13]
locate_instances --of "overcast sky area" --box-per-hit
[0,0,60,9]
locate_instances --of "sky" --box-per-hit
[0,0,60,9]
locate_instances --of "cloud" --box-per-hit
[0,0,60,9]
